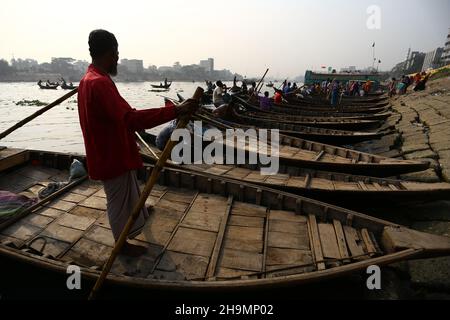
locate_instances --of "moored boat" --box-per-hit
[193,112,429,177]
[138,137,450,206]
[227,106,385,145]
[1,148,450,293]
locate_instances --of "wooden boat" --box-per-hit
[192,112,429,177]
[38,83,58,90]
[233,108,381,131]
[151,82,172,89]
[227,107,385,145]
[266,105,392,121]
[286,102,390,112]
[60,82,77,90]
[271,101,389,115]
[1,148,450,292]
[288,94,388,105]
[138,138,450,206]
[234,96,392,121]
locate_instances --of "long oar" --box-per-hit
[247,68,269,102]
[0,88,78,140]
[88,87,204,300]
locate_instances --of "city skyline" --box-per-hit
[1,0,449,77]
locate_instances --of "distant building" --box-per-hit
[442,28,450,65]
[304,70,382,86]
[422,48,444,71]
[199,58,214,73]
[340,66,357,73]
[10,58,38,71]
[120,59,144,73]
[404,51,425,74]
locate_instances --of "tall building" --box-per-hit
[120,59,144,73]
[442,28,450,65]
[422,48,444,71]
[199,58,214,73]
[404,51,425,74]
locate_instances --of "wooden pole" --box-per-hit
[88,87,204,300]
[247,69,269,102]
[0,88,78,140]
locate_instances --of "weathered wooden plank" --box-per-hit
[41,222,84,243]
[361,228,378,256]
[269,219,306,235]
[268,230,310,251]
[333,219,351,263]
[231,202,267,218]
[46,200,77,212]
[21,214,54,228]
[215,267,255,279]
[167,227,217,258]
[318,223,341,260]
[308,214,326,270]
[1,223,42,241]
[79,196,107,211]
[226,226,264,242]
[219,248,263,272]
[28,236,71,258]
[343,226,367,260]
[228,215,265,228]
[56,213,96,231]
[156,251,209,280]
[266,247,313,266]
[34,207,65,219]
[84,225,115,247]
[161,191,197,204]
[182,210,223,232]
[0,150,29,173]
[61,238,112,268]
[205,196,233,278]
[69,206,104,220]
[157,198,190,213]
[269,210,307,223]
[71,185,98,197]
[59,192,88,204]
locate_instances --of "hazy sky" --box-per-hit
[1,0,449,77]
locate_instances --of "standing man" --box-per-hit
[78,30,197,257]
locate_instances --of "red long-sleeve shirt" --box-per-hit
[77,65,177,181]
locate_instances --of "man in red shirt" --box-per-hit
[274,89,283,104]
[78,30,197,256]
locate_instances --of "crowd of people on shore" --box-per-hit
[388,72,430,97]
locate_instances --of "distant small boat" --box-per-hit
[60,82,77,90]
[266,82,274,88]
[37,81,58,90]
[151,81,172,89]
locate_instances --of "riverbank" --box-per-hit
[352,76,450,299]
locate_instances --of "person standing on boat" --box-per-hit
[248,82,257,96]
[77,29,198,257]
[274,89,283,104]
[330,79,340,107]
[213,80,225,107]
[259,91,272,111]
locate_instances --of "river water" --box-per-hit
[0,81,224,154]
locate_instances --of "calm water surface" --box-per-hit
[0,81,217,154]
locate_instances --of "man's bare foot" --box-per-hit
[120,242,147,257]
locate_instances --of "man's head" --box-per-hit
[89,29,119,76]
[216,80,223,87]
[264,91,269,97]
